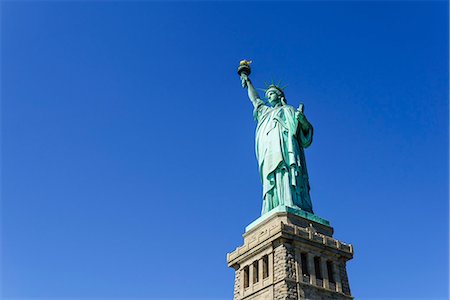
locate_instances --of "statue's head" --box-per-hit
[265,84,286,107]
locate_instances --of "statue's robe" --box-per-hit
[253,99,314,214]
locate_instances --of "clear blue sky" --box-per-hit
[1,1,448,299]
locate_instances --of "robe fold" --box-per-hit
[253,99,314,215]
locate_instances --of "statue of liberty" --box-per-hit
[238,61,314,215]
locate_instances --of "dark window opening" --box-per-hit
[243,266,249,288]
[301,253,309,275]
[253,261,259,283]
[327,260,335,283]
[262,255,269,278]
[314,256,322,280]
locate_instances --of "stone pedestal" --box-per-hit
[227,210,354,300]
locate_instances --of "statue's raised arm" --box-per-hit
[238,60,261,108]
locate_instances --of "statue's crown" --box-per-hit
[264,82,287,98]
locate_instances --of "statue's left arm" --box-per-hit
[295,110,313,148]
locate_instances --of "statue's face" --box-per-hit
[267,89,281,106]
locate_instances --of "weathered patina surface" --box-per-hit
[238,61,314,215]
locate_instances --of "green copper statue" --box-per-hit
[238,61,314,215]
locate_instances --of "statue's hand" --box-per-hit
[296,109,309,131]
[240,74,249,88]
[296,110,305,122]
